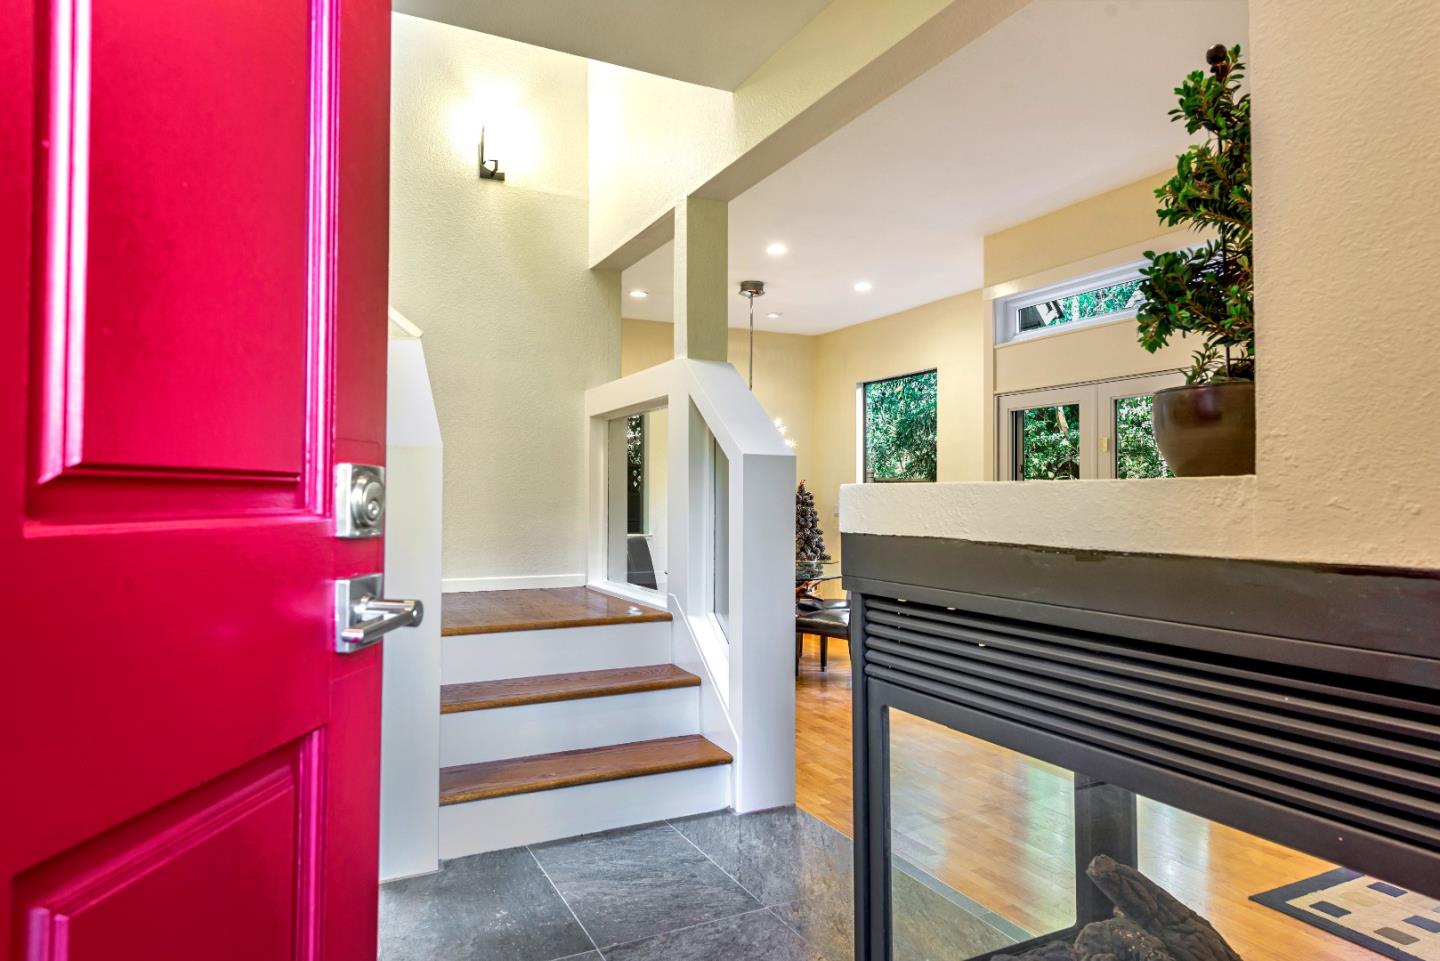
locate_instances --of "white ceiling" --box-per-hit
[622,0,1250,336]
[392,0,832,91]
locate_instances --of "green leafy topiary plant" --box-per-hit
[1136,44,1253,384]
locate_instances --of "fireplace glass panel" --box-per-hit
[886,706,1425,961]
[888,708,1077,960]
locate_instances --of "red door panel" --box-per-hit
[1,0,391,955]
[15,740,317,961]
[71,0,311,478]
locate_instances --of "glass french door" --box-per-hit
[998,385,1095,481]
[1096,373,1179,479]
[997,372,1181,481]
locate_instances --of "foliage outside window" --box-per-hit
[1114,396,1174,479]
[863,371,938,483]
[625,414,644,534]
[1018,278,1144,333]
[1017,404,1080,480]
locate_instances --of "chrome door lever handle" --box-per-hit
[335,575,424,653]
[342,597,423,649]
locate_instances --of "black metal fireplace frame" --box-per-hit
[845,533,1440,961]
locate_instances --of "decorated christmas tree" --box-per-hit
[795,481,832,574]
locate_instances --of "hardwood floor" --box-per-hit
[794,637,1375,961]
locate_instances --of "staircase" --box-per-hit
[437,587,733,857]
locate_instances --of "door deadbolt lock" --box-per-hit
[336,463,385,538]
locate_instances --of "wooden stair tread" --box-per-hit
[442,587,670,636]
[439,735,731,805]
[441,664,699,713]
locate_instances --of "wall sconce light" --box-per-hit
[478,126,505,181]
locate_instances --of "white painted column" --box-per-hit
[666,194,729,673]
[672,196,729,362]
[380,333,443,881]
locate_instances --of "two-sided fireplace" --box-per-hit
[843,534,1440,961]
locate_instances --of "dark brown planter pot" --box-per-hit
[1152,381,1256,477]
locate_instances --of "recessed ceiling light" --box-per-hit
[628,288,649,299]
[853,280,873,293]
[766,311,783,319]
[765,242,788,256]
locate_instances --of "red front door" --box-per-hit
[1,0,391,957]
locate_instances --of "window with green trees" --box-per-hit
[863,370,938,483]
[1016,404,1081,480]
[1114,395,1174,479]
[625,414,645,533]
[1017,277,1144,333]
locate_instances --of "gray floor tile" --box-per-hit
[531,823,761,948]
[378,808,1016,961]
[378,847,594,961]
[604,909,816,961]
[670,807,853,908]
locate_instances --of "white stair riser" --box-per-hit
[440,688,700,767]
[438,766,731,858]
[442,621,671,684]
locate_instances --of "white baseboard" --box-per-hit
[379,863,441,884]
[442,573,586,593]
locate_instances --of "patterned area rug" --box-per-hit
[1252,868,1440,961]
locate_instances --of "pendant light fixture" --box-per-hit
[737,280,765,389]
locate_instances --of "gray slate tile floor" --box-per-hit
[379,806,1023,961]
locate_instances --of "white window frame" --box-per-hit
[997,371,1184,481]
[856,367,939,484]
[997,384,1096,482]
[994,261,1147,345]
[705,429,730,639]
[1096,371,1183,479]
[601,405,670,609]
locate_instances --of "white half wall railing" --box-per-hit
[381,311,443,880]
[585,359,796,812]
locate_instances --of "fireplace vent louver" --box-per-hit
[862,596,1440,862]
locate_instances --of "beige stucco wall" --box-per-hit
[390,15,620,587]
[1246,0,1440,567]
[847,0,1440,570]
[588,65,737,268]
[985,175,1181,288]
